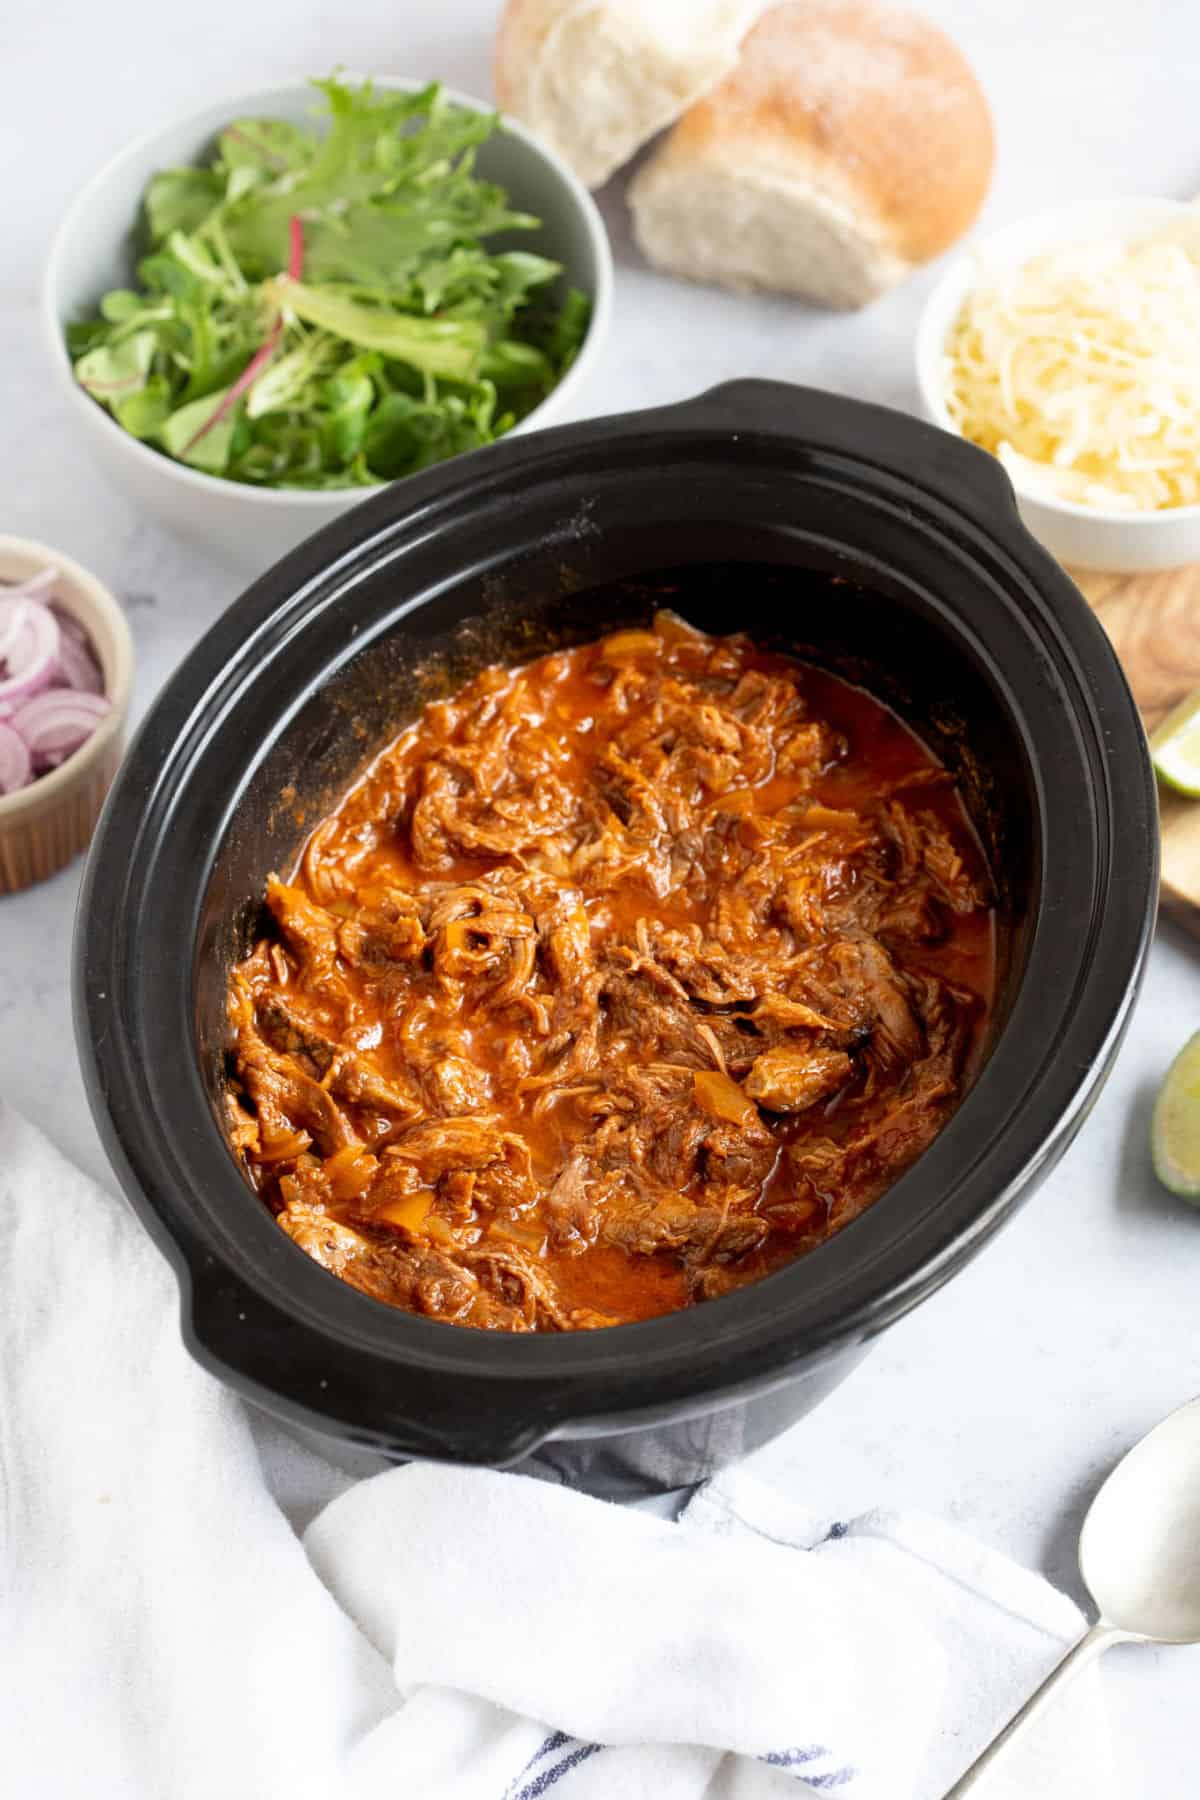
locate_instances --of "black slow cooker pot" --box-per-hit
[76,381,1157,1497]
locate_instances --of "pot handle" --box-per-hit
[646,378,1026,543]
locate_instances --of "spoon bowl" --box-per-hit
[1080,1395,1200,1644]
[946,1394,1200,1794]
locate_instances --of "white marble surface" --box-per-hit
[4,0,1200,1791]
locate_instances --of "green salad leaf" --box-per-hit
[74,329,160,400]
[67,76,591,490]
[262,276,488,379]
[161,388,239,471]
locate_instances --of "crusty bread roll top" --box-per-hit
[630,0,995,307]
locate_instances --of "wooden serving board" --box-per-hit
[1073,566,1200,938]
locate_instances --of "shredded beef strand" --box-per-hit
[226,614,994,1330]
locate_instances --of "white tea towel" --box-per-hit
[0,1102,1114,1799]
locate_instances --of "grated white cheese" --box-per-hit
[943,233,1200,512]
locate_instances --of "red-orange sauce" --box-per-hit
[225,614,995,1330]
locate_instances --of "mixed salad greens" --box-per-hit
[67,77,591,489]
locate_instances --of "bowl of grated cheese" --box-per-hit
[915,197,1200,571]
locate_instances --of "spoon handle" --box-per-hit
[942,1622,1125,1796]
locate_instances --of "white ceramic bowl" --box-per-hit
[916,197,1200,572]
[43,79,613,577]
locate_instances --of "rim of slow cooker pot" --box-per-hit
[75,382,1158,1465]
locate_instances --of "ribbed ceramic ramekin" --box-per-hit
[0,535,133,894]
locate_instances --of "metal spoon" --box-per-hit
[945,1395,1200,1795]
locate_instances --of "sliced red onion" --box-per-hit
[0,598,26,666]
[0,721,32,795]
[10,689,111,761]
[51,603,91,648]
[0,571,112,797]
[0,598,61,710]
[2,567,59,602]
[55,628,104,695]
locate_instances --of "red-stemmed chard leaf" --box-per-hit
[180,217,306,458]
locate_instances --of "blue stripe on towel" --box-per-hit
[504,1733,603,1799]
[505,1734,855,1795]
[760,1745,856,1787]
[503,1733,564,1799]
[508,1740,604,1798]
[530,1733,572,1768]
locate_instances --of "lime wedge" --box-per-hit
[1152,1031,1200,1202]
[1151,687,1200,797]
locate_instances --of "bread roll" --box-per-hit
[494,0,760,189]
[629,0,994,307]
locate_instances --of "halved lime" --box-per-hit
[1152,1031,1200,1203]
[1151,688,1200,798]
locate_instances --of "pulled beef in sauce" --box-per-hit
[226,612,995,1331]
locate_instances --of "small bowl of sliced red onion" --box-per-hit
[0,536,133,893]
